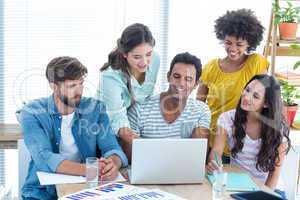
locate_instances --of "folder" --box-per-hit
[207,172,258,191]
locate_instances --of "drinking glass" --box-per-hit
[212,171,227,200]
[86,157,99,188]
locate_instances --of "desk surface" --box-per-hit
[56,165,276,200]
[0,123,22,149]
[0,123,22,139]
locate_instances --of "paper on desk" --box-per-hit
[60,183,187,200]
[37,171,126,185]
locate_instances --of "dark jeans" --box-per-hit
[274,189,287,200]
[221,154,230,164]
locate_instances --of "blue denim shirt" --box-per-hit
[19,95,128,200]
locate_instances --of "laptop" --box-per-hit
[128,138,207,184]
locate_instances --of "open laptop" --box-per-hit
[128,138,207,184]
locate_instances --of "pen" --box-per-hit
[213,151,220,168]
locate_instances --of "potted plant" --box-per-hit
[279,79,300,126]
[291,44,300,129]
[273,0,300,40]
[291,44,300,70]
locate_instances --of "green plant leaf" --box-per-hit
[273,0,299,23]
[290,44,300,49]
[294,61,300,70]
[279,78,299,105]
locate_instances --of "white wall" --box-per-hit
[168,0,299,71]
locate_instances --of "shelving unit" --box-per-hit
[264,2,300,199]
[263,0,300,77]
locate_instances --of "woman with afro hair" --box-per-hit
[196,9,269,163]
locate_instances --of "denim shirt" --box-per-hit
[19,95,128,200]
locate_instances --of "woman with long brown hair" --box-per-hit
[96,23,160,161]
[207,74,290,199]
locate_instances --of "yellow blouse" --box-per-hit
[200,53,269,155]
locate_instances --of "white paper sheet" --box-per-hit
[37,171,126,185]
[59,183,187,200]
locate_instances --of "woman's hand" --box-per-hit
[206,160,223,174]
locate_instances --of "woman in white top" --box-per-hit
[207,74,291,198]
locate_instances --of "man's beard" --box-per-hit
[59,95,81,108]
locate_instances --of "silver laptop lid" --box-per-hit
[130,138,207,184]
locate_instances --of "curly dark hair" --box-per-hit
[231,74,291,173]
[215,9,264,53]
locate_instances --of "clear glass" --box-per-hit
[212,171,227,200]
[86,157,99,188]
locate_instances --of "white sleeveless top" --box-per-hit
[217,109,285,190]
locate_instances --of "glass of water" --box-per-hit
[86,157,99,188]
[212,171,227,200]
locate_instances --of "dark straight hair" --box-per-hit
[101,23,155,104]
[169,52,202,81]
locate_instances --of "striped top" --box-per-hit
[128,95,211,138]
[218,109,284,189]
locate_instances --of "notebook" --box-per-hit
[207,172,258,191]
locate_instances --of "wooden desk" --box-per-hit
[56,165,276,200]
[0,123,22,149]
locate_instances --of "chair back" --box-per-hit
[281,145,300,200]
[18,139,31,199]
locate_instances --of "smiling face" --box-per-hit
[123,42,153,78]
[223,35,249,61]
[167,63,197,100]
[241,79,266,112]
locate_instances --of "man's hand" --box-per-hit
[99,156,121,181]
[118,128,139,163]
[56,160,86,176]
[118,127,139,144]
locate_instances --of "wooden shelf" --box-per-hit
[277,37,300,44]
[264,0,300,74]
[266,46,300,56]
